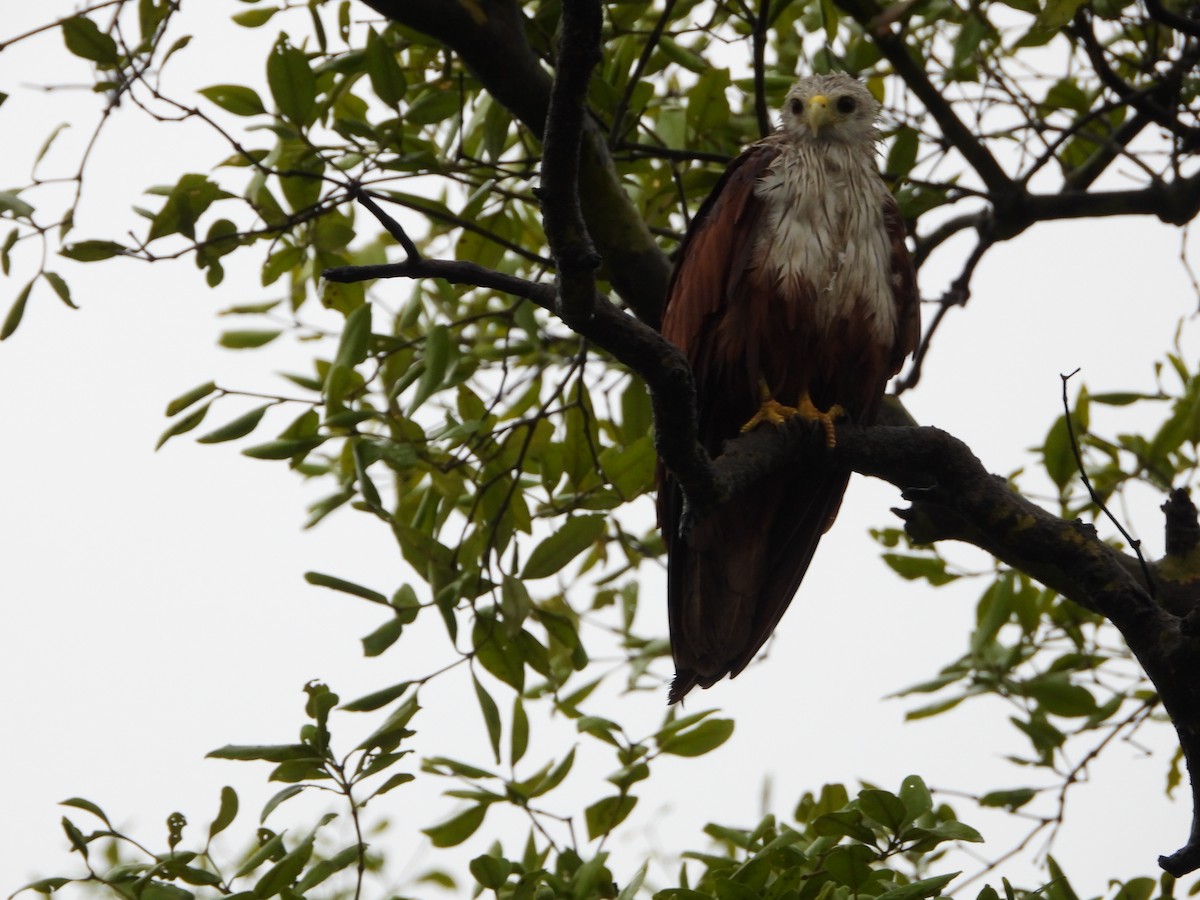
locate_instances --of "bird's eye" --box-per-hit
[836,95,857,114]
[790,98,804,115]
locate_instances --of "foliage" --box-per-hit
[3,0,1199,898]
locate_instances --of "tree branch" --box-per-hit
[540,0,603,326]
[714,412,1200,874]
[359,0,671,323]
[1143,0,1200,39]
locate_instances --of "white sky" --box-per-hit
[2,3,1198,898]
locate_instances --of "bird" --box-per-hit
[657,73,921,704]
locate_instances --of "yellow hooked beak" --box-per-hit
[805,94,831,136]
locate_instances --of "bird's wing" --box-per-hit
[659,142,785,460]
[884,192,921,376]
[656,141,782,555]
[657,143,794,702]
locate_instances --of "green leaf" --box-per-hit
[406,86,460,125]
[260,786,306,823]
[658,37,709,73]
[525,750,574,802]
[39,271,71,309]
[62,16,120,65]
[585,794,637,840]
[156,401,211,450]
[1,280,34,341]
[858,789,907,832]
[686,68,731,135]
[473,621,525,691]
[876,873,960,900]
[166,381,218,416]
[233,831,285,877]
[423,804,488,848]
[511,696,529,766]
[1042,413,1082,491]
[208,786,238,839]
[882,553,958,586]
[62,240,126,261]
[196,404,270,443]
[1036,0,1089,31]
[358,694,421,753]
[371,772,415,797]
[361,616,404,656]
[61,817,89,857]
[887,127,920,179]
[616,862,648,900]
[139,883,193,900]
[813,809,876,844]
[334,302,372,368]
[366,28,407,107]
[409,324,450,412]
[598,434,656,497]
[521,514,606,580]
[219,329,281,349]
[198,84,267,116]
[267,36,317,126]
[148,174,229,242]
[898,775,932,821]
[472,674,502,764]
[255,833,314,898]
[659,718,733,757]
[232,7,278,27]
[262,244,304,286]
[60,798,112,827]
[470,855,513,890]
[242,437,324,460]
[1,228,17,275]
[207,744,320,762]
[14,878,71,895]
[823,844,876,888]
[304,571,388,604]
[0,191,35,219]
[341,680,412,712]
[1021,675,1096,717]
[979,788,1037,811]
[1113,878,1157,900]
[929,819,984,842]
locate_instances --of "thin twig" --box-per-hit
[751,0,771,138]
[353,186,422,260]
[609,0,678,148]
[1060,369,1157,600]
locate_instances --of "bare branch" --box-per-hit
[540,0,604,326]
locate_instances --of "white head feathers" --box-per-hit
[779,73,881,147]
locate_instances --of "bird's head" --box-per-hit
[780,73,880,145]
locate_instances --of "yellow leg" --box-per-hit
[740,380,799,432]
[740,380,844,449]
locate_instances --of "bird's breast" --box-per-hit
[752,146,897,348]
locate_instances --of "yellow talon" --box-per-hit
[740,381,844,449]
[797,394,844,449]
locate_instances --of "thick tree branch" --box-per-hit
[1143,0,1200,39]
[359,0,671,323]
[709,414,1200,875]
[540,0,603,326]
